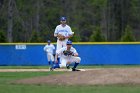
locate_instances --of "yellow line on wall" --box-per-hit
[1,42,140,45]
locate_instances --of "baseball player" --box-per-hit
[43,40,55,65]
[54,16,74,51]
[50,40,81,71]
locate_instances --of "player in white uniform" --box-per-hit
[43,40,55,65]
[54,16,74,51]
[50,40,81,71]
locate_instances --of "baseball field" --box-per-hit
[0,65,140,93]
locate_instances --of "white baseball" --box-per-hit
[72,32,74,35]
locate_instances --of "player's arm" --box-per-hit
[43,46,47,51]
[54,27,59,37]
[65,27,74,39]
[73,53,78,57]
[54,33,58,37]
[65,33,73,39]
[73,49,78,57]
[52,44,55,49]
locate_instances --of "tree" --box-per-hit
[70,27,81,42]
[1,0,140,42]
[0,30,6,42]
[29,30,42,42]
[7,0,14,42]
[71,34,81,42]
[90,27,106,42]
[120,25,136,42]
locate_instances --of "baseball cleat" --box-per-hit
[72,68,81,71]
[49,67,54,71]
[66,65,70,69]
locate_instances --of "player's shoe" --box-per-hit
[49,67,54,71]
[72,68,80,71]
[66,64,70,69]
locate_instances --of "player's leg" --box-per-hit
[56,40,63,51]
[50,63,60,71]
[56,40,63,63]
[50,53,55,65]
[66,61,71,69]
[61,40,70,69]
[70,57,81,71]
[50,58,67,71]
[47,53,51,65]
[50,57,61,71]
[62,39,67,47]
[59,58,67,68]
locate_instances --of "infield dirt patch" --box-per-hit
[14,68,140,85]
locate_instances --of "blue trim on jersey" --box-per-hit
[58,30,68,33]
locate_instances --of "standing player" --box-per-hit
[43,40,55,65]
[50,40,81,71]
[54,16,74,51]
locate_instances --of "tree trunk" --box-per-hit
[7,0,13,42]
[35,0,40,32]
[0,0,4,8]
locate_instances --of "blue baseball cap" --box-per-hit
[60,16,66,21]
[67,40,72,45]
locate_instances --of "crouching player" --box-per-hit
[50,40,81,71]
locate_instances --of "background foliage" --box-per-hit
[0,0,140,42]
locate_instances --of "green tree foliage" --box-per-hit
[90,27,106,42]
[70,27,81,42]
[120,25,136,42]
[0,29,6,42]
[29,30,42,42]
[0,0,139,42]
[71,34,81,42]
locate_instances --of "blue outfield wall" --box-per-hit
[0,43,140,65]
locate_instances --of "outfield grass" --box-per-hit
[0,70,140,93]
[0,83,140,93]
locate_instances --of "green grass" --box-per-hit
[0,84,140,93]
[0,65,140,69]
[0,66,140,93]
[0,66,50,69]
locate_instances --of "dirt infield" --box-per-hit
[7,68,140,85]
[0,68,88,72]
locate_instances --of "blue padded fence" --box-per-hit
[0,43,140,65]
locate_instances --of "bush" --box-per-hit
[120,25,136,42]
[0,30,6,42]
[90,27,106,42]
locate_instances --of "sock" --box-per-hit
[73,62,79,69]
[48,61,51,65]
[50,61,54,67]
[57,58,60,64]
[52,61,54,64]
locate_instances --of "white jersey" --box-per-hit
[44,44,55,54]
[56,47,77,58]
[54,24,73,39]
[56,46,81,68]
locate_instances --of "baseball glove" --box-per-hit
[63,50,74,56]
[57,34,65,41]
